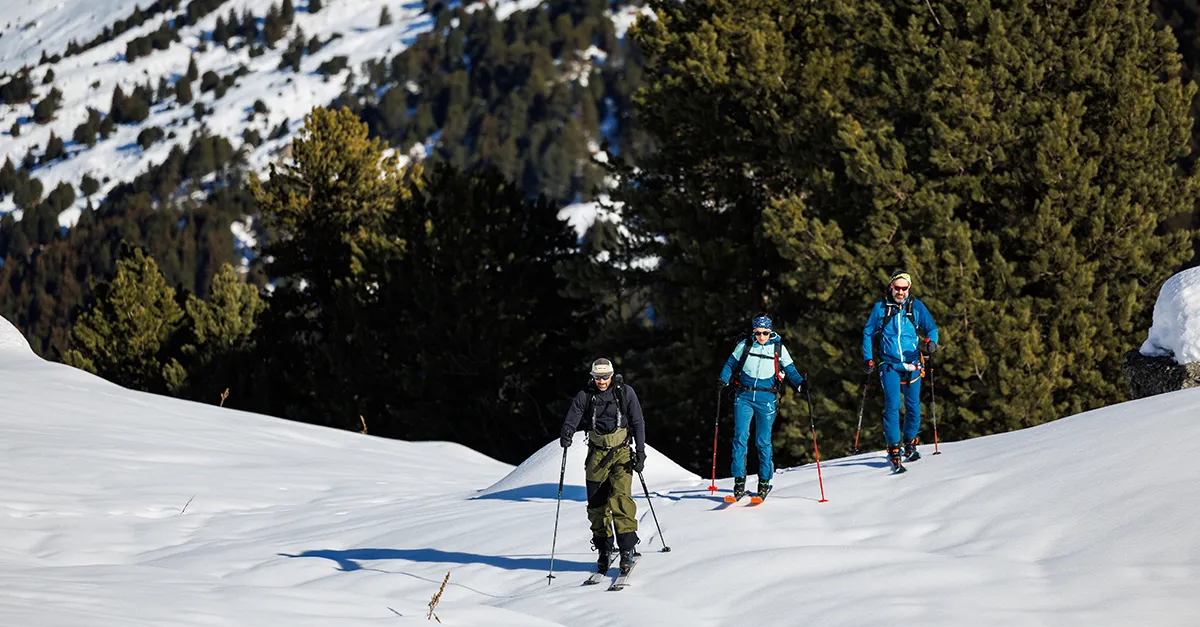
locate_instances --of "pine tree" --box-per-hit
[80,173,99,197]
[263,3,285,47]
[213,15,229,46]
[63,244,186,394]
[12,176,42,210]
[0,158,15,197]
[622,0,1200,471]
[308,0,322,14]
[379,6,393,27]
[281,0,295,24]
[355,164,590,456]
[249,106,402,430]
[41,131,64,162]
[0,72,34,104]
[178,263,265,396]
[73,108,101,146]
[252,106,402,310]
[186,55,199,82]
[176,75,193,104]
[32,87,63,123]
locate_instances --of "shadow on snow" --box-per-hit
[281,547,594,573]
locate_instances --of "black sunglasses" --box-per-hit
[753,330,771,337]
[592,373,613,381]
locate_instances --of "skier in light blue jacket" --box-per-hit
[718,314,805,501]
[861,272,939,473]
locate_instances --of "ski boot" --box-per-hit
[591,535,613,573]
[751,480,772,503]
[725,476,747,502]
[887,443,906,473]
[904,437,921,462]
[618,548,637,575]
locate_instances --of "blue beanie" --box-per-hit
[751,315,773,330]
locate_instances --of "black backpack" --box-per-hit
[730,336,784,393]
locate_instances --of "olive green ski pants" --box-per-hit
[584,437,639,547]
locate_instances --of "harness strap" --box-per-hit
[733,340,785,392]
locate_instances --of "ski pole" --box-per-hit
[929,356,941,455]
[851,372,872,455]
[708,387,722,493]
[546,445,568,584]
[804,378,829,503]
[636,470,671,552]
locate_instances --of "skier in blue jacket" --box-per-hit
[861,272,940,472]
[717,314,805,501]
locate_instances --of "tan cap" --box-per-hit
[590,358,614,377]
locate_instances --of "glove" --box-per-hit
[924,339,938,355]
[862,359,875,374]
[718,379,728,389]
[632,449,646,473]
[797,380,808,395]
[559,429,574,448]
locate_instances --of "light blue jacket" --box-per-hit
[861,297,939,366]
[719,333,805,396]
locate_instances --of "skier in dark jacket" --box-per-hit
[559,358,646,575]
[717,314,805,501]
[862,272,940,472]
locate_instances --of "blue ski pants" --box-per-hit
[880,363,922,445]
[731,391,776,482]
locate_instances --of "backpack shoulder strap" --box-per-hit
[773,341,783,387]
[582,383,598,431]
[732,336,755,383]
[614,383,627,428]
[874,300,895,338]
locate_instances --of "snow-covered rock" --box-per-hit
[1127,267,1200,398]
[1140,266,1200,363]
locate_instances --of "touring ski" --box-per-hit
[607,554,640,591]
[583,570,609,586]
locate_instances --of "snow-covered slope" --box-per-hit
[1,311,1198,626]
[0,0,652,230]
[0,0,439,226]
[0,0,149,70]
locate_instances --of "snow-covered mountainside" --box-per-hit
[0,0,649,228]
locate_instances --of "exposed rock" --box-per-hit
[1122,350,1200,399]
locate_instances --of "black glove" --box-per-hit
[797,379,808,395]
[924,339,938,355]
[559,428,574,448]
[718,379,728,389]
[862,359,875,374]
[632,449,646,473]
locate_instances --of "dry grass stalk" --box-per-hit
[219,388,230,407]
[180,493,196,514]
[427,571,449,622]
[359,415,368,434]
